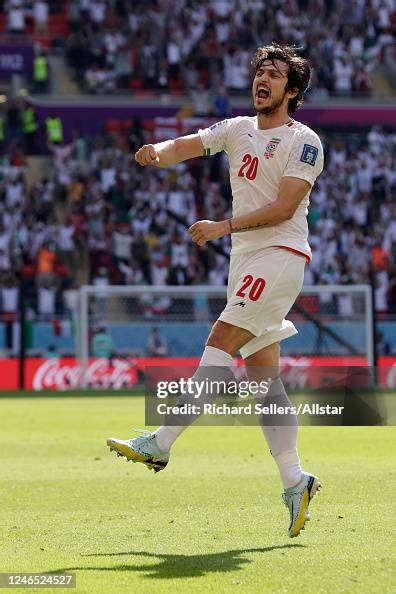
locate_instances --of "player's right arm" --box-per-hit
[134,134,204,167]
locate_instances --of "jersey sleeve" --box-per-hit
[198,119,232,156]
[283,130,324,186]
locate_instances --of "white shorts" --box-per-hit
[219,247,306,359]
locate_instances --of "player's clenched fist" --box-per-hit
[189,219,228,246]
[134,144,160,166]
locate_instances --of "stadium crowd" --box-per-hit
[4,1,50,35]
[0,0,395,326]
[64,0,395,97]
[0,117,395,319]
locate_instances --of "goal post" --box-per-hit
[76,284,374,388]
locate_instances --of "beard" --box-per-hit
[254,89,288,115]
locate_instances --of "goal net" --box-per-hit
[75,284,374,389]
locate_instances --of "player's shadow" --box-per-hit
[50,545,304,579]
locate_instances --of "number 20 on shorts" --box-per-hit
[236,275,266,301]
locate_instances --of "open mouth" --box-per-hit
[256,87,270,100]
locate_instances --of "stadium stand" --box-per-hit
[62,0,396,97]
[1,117,395,315]
[0,0,395,357]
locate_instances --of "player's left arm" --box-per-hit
[189,176,310,246]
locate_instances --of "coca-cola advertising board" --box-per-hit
[1,357,396,391]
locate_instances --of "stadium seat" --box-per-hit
[49,14,69,37]
[129,78,143,90]
[105,119,122,134]
[295,295,320,314]
[121,119,133,132]
[168,79,185,95]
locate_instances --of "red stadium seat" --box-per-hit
[295,295,320,314]
[133,90,154,97]
[35,37,51,49]
[49,14,69,37]
[25,15,34,35]
[168,79,185,95]
[198,69,208,86]
[105,119,122,134]
[121,119,133,132]
[129,78,143,90]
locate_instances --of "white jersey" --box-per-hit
[198,116,324,260]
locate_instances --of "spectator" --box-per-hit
[7,0,25,35]
[166,32,182,80]
[372,240,390,272]
[0,104,6,154]
[0,275,18,352]
[223,48,250,91]
[1,275,18,317]
[33,1,49,36]
[46,113,64,145]
[151,256,168,286]
[112,225,133,268]
[90,0,106,27]
[0,248,11,274]
[91,325,116,365]
[36,241,57,285]
[213,86,231,117]
[333,56,354,93]
[190,82,212,117]
[37,281,57,320]
[33,51,50,94]
[44,345,60,359]
[119,257,145,285]
[21,103,38,154]
[57,220,77,273]
[63,280,80,316]
[376,332,391,355]
[147,326,168,357]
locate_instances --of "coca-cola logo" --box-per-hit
[215,356,312,389]
[11,356,396,392]
[280,357,311,389]
[383,364,396,388]
[32,358,135,391]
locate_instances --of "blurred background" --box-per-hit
[0,0,395,390]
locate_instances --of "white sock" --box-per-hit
[154,424,185,452]
[199,345,234,367]
[154,346,234,452]
[273,448,303,489]
[259,378,302,489]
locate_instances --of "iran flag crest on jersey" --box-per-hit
[264,137,281,159]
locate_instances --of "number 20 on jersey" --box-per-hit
[238,154,259,180]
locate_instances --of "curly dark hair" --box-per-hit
[251,44,311,114]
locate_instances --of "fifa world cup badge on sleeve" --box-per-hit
[300,143,318,166]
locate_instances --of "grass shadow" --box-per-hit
[50,545,305,579]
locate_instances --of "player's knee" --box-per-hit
[206,322,233,353]
[245,343,280,378]
[206,334,229,352]
[206,321,254,356]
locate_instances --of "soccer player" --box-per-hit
[107,44,324,537]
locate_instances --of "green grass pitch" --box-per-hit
[1,395,395,594]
